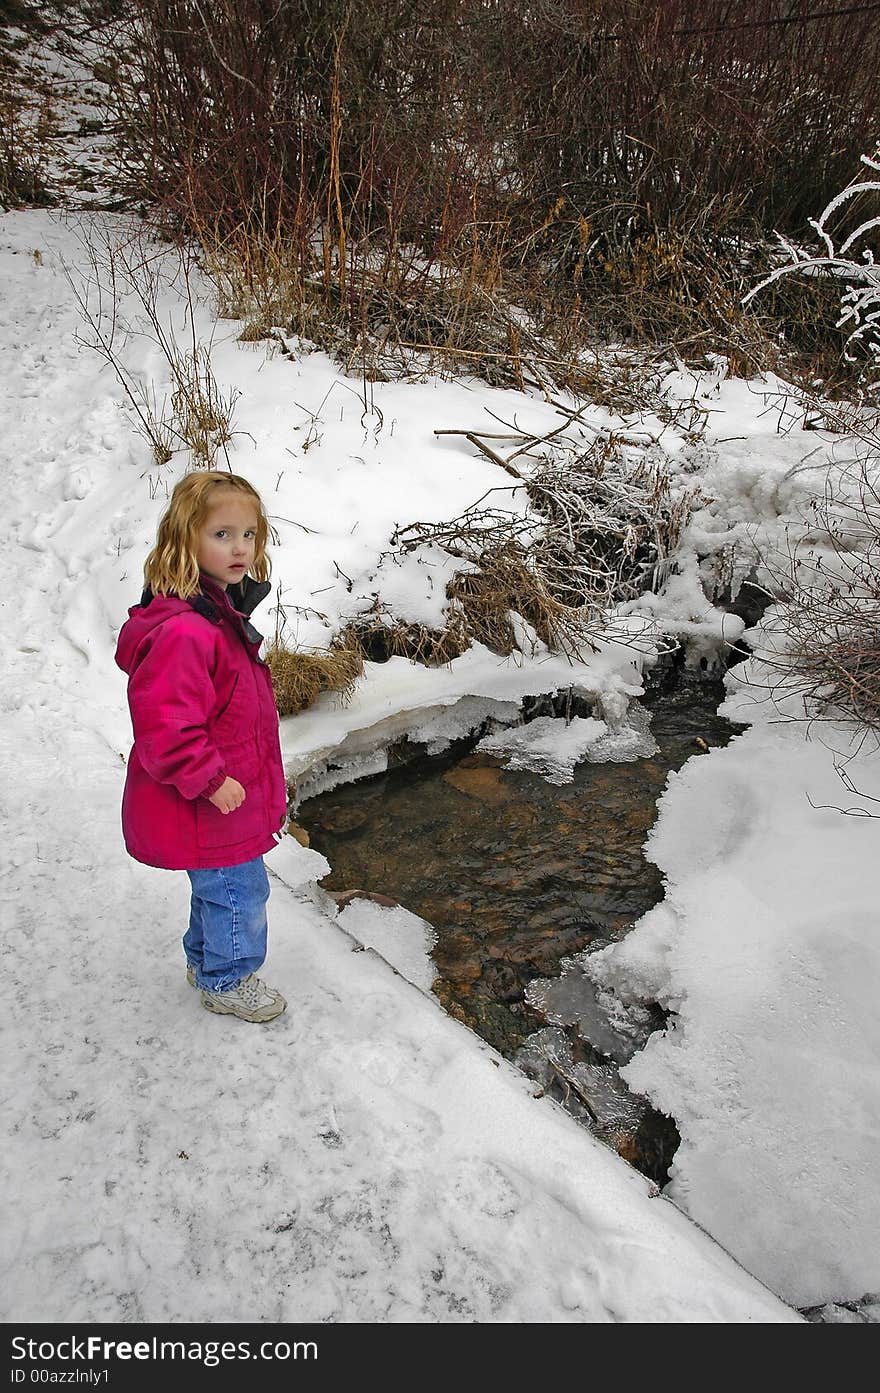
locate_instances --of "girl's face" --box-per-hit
[196,491,259,589]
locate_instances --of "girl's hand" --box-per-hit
[208,776,246,813]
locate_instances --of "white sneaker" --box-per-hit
[201,974,287,1023]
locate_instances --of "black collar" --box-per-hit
[139,574,271,647]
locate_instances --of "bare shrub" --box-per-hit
[60,231,176,467]
[737,156,880,733]
[492,1,880,243]
[99,1,880,377]
[749,420,880,733]
[63,222,239,468]
[113,1,880,244]
[0,71,54,208]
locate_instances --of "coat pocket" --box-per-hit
[195,738,267,849]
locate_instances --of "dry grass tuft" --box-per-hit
[338,553,601,668]
[339,606,470,667]
[195,215,311,339]
[265,643,364,716]
[446,542,592,658]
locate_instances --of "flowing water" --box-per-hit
[296,670,738,1184]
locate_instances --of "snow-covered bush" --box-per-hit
[747,445,880,732]
[377,426,703,664]
[738,156,880,734]
[745,151,880,396]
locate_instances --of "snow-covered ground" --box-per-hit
[1,203,877,1323]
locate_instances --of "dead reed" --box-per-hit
[264,643,364,718]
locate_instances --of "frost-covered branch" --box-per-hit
[744,151,880,386]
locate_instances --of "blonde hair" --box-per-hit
[144,471,272,599]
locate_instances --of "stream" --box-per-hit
[296,667,738,1187]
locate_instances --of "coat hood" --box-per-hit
[115,573,271,676]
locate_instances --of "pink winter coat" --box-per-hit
[115,574,288,870]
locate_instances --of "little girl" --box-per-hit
[115,470,289,1023]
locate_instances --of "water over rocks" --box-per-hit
[298,671,737,1184]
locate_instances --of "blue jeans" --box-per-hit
[183,857,270,993]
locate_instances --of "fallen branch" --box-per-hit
[541,1054,600,1124]
[434,428,524,479]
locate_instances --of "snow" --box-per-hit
[478,713,611,782]
[334,896,438,995]
[353,544,478,629]
[583,688,880,1309]
[2,201,877,1324]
